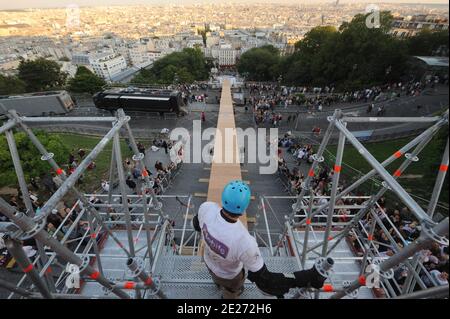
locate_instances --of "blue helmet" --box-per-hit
[221,180,251,215]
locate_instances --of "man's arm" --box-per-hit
[241,240,328,298]
[192,214,201,232]
[247,264,296,298]
[247,263,329,298]
[240,241,296,298]
[192,202,208,232]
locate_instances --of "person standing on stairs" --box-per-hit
[192,180,328,299]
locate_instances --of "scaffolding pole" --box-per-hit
[4,129,56,292]
[260,197,274,255]
[427,139,449,217]
[0,198,131,299]
[322,130,346,256]
[35,116,128,218]
[395,285,449,299]
[86,210,105,277]
[291,110,338,215]
[333,119,434,225]
[330,218,449,299]
[107,145,116,205]
[359,216,377,276]
[20,117,117,123]
[301,190,314,268]
[113,132,136,257]
[323,129,436,255]
[293,115,446,228]
[0,277,34,298]
[4,237,53,299]
[6,109,132,258]
[0,118,17,134]
[112,132,141,299]
[120,109,166,269]
[341,116,442,123]
[127,257,167,299]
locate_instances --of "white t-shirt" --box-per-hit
[198,202,264,280]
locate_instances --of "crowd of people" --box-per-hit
[247,78,442,127]
[0,137,183,271]
[275,134,449,294]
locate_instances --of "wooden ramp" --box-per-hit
[206,79,247,226]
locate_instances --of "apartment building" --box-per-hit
[217,44,237,66]
[390,14,449,38]
[90,53,127,81]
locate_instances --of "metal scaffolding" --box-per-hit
[0,106,188,299]
[253,109,449,299]
[0,105,448,299]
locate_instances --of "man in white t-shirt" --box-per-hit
[193,180,328,299]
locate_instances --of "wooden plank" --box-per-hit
[206,79,247,226]
[204,167,248,173]
[195,192,255,200]
[199,178,250,184]
[247,217,256,223]
[194,192,208,198]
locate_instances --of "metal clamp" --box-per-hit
[311,154,324,163]
[372,257,394,279]
[151,200,163,211]
[421,221,449,246]
[314,257,334,278]
[15,217,47,241]
[40,152,54,161]
[101,279,115,295]
[291,203,300,212]
[405,153,419,162]
[146,277,162,296]
[78,255,91,274]
[343,280,359,298]
[132,153,145,161]
[286,288,310,299]
[300,183,309,191]
[126,257,145,278]
[381,181,392,190]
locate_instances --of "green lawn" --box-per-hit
[56,133,134,193]
[324,132,449,211]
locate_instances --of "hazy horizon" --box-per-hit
[0,0,448,11]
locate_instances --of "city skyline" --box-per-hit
[0,0,448,10]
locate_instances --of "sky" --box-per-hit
[0,0,448,10]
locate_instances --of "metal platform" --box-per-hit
[78,229,374,299]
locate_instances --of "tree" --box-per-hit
[131,48,209,84]
[279,11,408,89]
[18,58,67,92]
[237,45,281,81]
[0,75,26,95]
[0,130,69,187]
[68,66,106,94]
[406,29,449,56]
